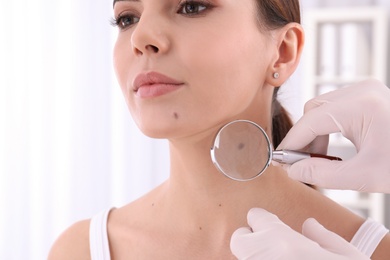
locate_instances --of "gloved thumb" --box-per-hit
[247,208,286,232]
[286,158,367,191]
[302,218,346,250]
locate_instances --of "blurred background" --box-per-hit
[0,0,389,259]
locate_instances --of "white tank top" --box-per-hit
[89,208,112,260]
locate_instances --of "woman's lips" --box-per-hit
[133,72,184,98]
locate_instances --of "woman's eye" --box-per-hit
[178,1,209,15]
[112,14,140,30]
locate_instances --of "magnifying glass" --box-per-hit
[210,120,342,181]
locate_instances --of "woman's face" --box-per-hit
[113,0,276,139]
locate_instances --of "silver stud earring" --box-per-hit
[273,72,280,79]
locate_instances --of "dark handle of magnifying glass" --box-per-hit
[272,150,342,165]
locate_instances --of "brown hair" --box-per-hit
[255,0,300,147]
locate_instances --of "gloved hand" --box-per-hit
[277,79,390,193]
[230,208,369,260]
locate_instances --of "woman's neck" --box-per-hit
[164,132,299,232]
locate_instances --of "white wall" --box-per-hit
[282,0,390,120]
[0,1,169,259]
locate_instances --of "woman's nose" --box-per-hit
[131,14,170,56]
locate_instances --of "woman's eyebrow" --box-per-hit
[113,0,140,7]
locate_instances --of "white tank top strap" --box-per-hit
[89,208,114,260]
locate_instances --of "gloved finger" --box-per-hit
[302,87,347,112]
[277,103,352,151]
[302,218,348,250]
[302,218,369,260]
[306,134,329,155]
[279,79,389,152]
[231,226,253,239]
[230,227,255,258]
[247,208,280,232]
[279,92,332,154]
[287,158,368,191]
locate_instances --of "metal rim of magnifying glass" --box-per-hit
[210,119,273,181]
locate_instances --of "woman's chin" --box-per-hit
[136,123,175,139]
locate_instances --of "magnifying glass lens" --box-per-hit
[211,120,272,181]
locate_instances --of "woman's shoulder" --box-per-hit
[112,181,168,217]
[48,183,167,259]
[47,219,91,260]
[109,183,166,226]
[107,184,170,254]
[47,201,149,260]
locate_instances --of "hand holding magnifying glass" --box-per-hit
[278,79,390,193]
[210,119,341,181]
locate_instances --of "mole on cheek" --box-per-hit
[173,112,179,119]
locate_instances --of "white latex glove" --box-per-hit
[230,208,369,260]
[277,79,390,193]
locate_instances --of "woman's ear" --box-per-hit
[267,23,305,86]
